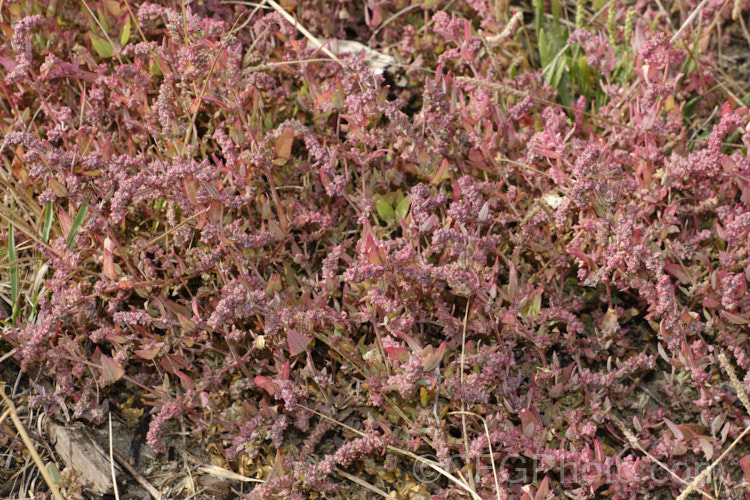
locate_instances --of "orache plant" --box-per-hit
[2,0,750,498]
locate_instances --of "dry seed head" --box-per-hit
[576,0,586,29]
[624,8,636,44]
[718,351,750,415]
[607,0,617,43]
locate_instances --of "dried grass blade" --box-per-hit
[8,216,18,319]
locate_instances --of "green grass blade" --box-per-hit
[66,204,88,248]
[42,201,54,243]
[538,27,549,68]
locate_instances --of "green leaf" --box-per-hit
[42,201,53,243]
[525,291,542,318]
[577,55,591,95]
[120,16,131,47]
[89,32,113,58]
[46,463,63,485]
[533,0,543,33]
[97,8,110,32]
[420,387,430,407]
[681,57,697,77]
[150,58,163,76]
[551,0,562,33]
[375,194,395,223]
[592,0,607,10]
[550,56,567,90]
[557,73,572,107]
[538,28,549,68]
[395,194,411,219]
[66,204,88,248]
[683,95,703,119]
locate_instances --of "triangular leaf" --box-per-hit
[134,345,162,360]
[287,329,312,356]
[395,195,411,219]
[431,159,451,184]
[101,355,125,384]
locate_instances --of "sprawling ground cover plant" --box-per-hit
[3,0,750,498]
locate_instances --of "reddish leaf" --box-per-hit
[697,436,714,461]
[664,261,691,285]
[721,310,749,325]
[48,178,68,198]
[184,176,199,205]
[58,209,73,239]
[103,237,117,280]
[287,329,312,356]
[520,406,542,439]
[280,361,291,380]
[189,97,202,115]
[364,233,385,265]
[593,439,604,462]
[422,341,446,372]
[255,376,276,396]
[177,313,197,333]
[384,346,410,363]
[431,158,451,184]
[0,55,17,71]
[392,330,422,352]
[101,355,125,384]
[195,95,229,110]
[508,261,519,299]
[176,370,195,391]
[275,127,295,160]
[134,345,162,360]
[740,455,750,482]
[663,418,683,440]
[208,200,223,223]
[367,149,393,161]
[702,296,720,308]
[314,85,335,115]
[160,354,188,374]
[567,247,591,266]
[534,476,550,500]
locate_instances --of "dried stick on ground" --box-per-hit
[0,386,64,500]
